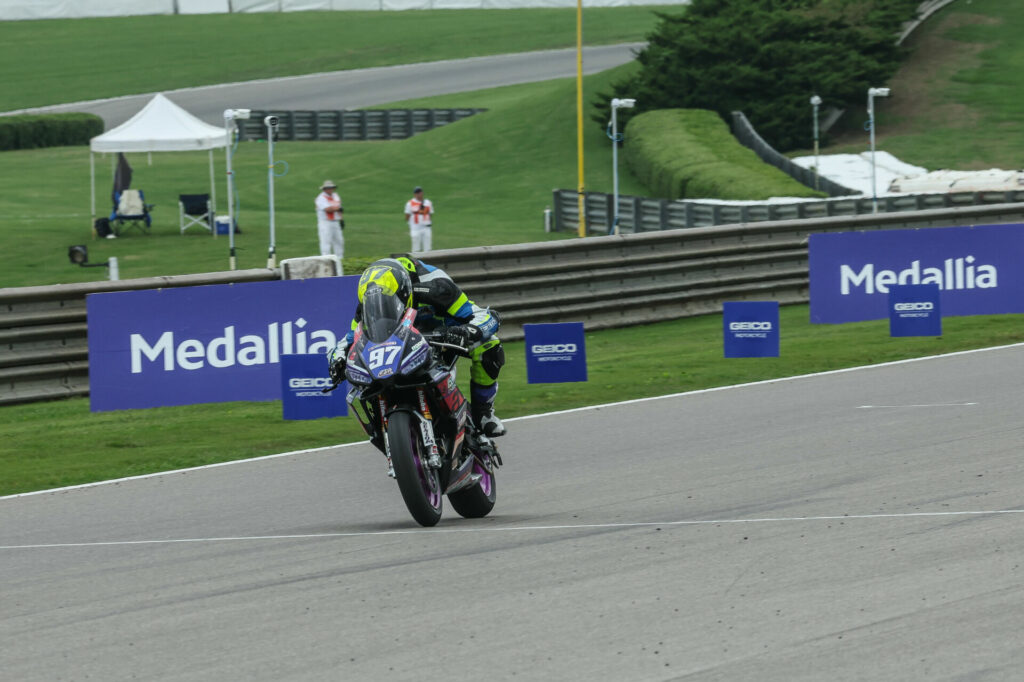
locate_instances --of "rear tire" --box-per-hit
[389,411,443,527]
[448,455,496,519]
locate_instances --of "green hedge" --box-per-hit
[622,109,825,201]
[0,113,104,151]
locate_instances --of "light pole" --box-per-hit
[608,97,636,236]
[810,95,822,191]
[867,87,891,213]
[264,115,280,268]
[223,108,250,271]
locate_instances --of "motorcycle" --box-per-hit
[327,289,501,527]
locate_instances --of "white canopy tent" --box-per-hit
[89,93,227,227]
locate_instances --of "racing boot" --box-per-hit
[472,401,506,438]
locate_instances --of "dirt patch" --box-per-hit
[829,11,1000,146]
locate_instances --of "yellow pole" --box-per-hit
[576,0,586,238]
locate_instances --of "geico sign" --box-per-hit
[729,322,773,331]
[894,302,935,311]
[532,344,577,354]
[289,377,332,388]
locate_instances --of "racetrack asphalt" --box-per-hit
[3,343,1024,681]
[10,43,644,128]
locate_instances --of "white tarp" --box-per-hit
[178,0,230,13]
[0,0,687,18]
[0,0,173,20]
[90,93,227,153]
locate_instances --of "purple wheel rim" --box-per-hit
[412,441,442,509]
[474,460,493,497]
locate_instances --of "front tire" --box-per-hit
[388,411,443,527]
[448,455,496,519]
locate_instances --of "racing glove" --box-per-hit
[444,324,483,346]
[327,339,349,383]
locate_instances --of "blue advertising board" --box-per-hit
[809,223,1024,324]
[524,322,587,383]
[723,301,780,358]
[87,276,358,411]
[280,354,348,420]
[888,284,942,337]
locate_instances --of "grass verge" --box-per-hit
[3,305,1023,497]
[1,63,650,288]
[813,0,1024,170]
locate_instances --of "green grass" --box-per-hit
[0,63,650,288]
[3,305,1023,497]
[0,7,670,112]
[808,0,1024,170]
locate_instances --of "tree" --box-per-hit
[595,0,917,151]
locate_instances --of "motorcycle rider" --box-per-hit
[328,256,507,437]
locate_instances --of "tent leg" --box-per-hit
[209,149,217,238]
[90,152,96,238]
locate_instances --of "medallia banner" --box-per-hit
[809,224,1024,323]
[87,277,358,411]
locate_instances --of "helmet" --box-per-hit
[357,258,413,307]
[392,254,418,276]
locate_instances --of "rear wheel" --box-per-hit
[388,411,443,527]
[448,455,496,519]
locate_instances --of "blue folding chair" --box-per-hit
[110,189,153,235]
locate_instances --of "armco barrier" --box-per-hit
[6,201,1024,406]
[552,187,1024,235]
[236,109,486,142]
[426,201,1024,340]
[0,269,277,406]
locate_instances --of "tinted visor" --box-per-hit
[362,286,406,343]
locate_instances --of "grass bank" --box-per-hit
[817,0,1024,170]
[3,305,1023,497]
[1,63,651,288]
[0,7,671,112]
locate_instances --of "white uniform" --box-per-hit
[404,196,433,252]
[314,190,345,258]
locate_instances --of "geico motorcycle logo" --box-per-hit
[894,302,934,311]
[531,344,578,354]
[289,377,333,389]
[729,322,773,331]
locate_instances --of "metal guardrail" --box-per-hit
[551,188,1024,235]
[729,111,860,197]
[0,269,278,406]
[430,201,1024,340]
[6,200,1024,406]
[236,108,487,142]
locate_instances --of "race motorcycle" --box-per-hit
[327,289,501,527]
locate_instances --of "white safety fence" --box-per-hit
[0,0,689,20]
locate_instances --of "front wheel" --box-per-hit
[388,411,443,527]
[448,455,497,519]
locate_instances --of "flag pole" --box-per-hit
[576,0,586,238]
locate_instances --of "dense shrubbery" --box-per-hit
[623,109,825,200]
[596,0,920,151]
[0,113,103,151]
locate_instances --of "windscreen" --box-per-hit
[362,286,406,343]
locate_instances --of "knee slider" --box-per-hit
[480,343,505,381]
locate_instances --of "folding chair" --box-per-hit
[179,193,213,234]
[110,189,153,235]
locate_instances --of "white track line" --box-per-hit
[2,509,1022,550]
[857,402,978,409]
[3,340,1023,502]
